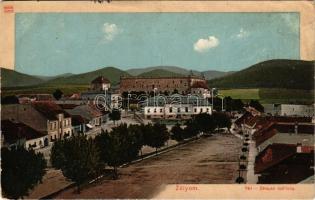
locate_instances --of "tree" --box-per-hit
[94,124,143,179]
[194,113,215,133]
[212,112,232,131]
[109,109,121,125]
[184,119,199,138]
[144,123,169,155]
[53,89,63,100]
[1,147,46,199]
[249,100,264,112]
[127,124,144,160]
[1,95,19,104]
[170,123,185,142]
[233,99,245,111]
[172,89,179,94]
[50,135,103,192]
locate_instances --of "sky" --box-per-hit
[15,12,300,76]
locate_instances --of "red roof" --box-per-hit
[253,123,314,146]
[58,104,79,109]
[91,76,110,84]
[255,143,297,174]
[71,115,89,126]
[191,81,209,89]
[235,112,254,126]
[32,101,70,120]
[1,120,46,144]
[255,143,314,174]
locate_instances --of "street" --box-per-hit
[55,134,242,199]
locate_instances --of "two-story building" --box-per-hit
[142,95,212,119]
[1,119,49,150]
[1,101,72,143]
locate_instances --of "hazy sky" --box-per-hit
[15,13,299,76]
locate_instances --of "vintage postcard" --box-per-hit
[0,1,314,199]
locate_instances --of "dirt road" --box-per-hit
[56,134,242,199]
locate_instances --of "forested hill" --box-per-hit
[207,59,314,90]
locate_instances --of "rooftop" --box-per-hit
[1,120,47,144]
[91,76,110,84]
[254,143,314,174]
[32,101,71,120]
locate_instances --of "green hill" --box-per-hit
[208,59,314,90]
[126,66,232,80]
[45,67,130,86]
[137,69,184,77]
[0,68,45,87]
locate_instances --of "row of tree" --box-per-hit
[1,112,232,198]
[50,122,170,192]
[171,112,231,141]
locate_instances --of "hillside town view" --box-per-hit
[1,12,314,199]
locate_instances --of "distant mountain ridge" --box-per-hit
[126,66,232,80]
[1,68,45,87]
[2,59,313,90]
[1,66,232,88]
[207,59,314,90]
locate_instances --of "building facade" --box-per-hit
[119,76,207,94]
[142,96,212,119]
[1,102,72,142]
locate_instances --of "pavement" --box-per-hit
[246,137,258,184]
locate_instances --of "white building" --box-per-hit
[280,104,314,117]
[263,104,314,117]
[143,95,212,119]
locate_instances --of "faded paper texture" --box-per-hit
[0,1,314,199]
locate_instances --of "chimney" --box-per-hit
[296,143,302,153]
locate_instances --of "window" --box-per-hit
[185,107,188,112]
[160,108,163,113]
[169,107,173,113]
[154,108,157,113]
[194,108,197,113]
[148,109,150,113]
[177,108,181,113]
[200,108,203,113]
[207,108,209,112]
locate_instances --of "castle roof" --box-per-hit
[91,76,110,84]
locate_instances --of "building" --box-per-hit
[17,94,54,104]
[80,76,121,111]
[190,81,211,98]
[90,76,111,91]
[263,104,314,117]
[119,75,207,94]
[64,104,106,130]
[254,143,314,183]
[1,101,72,142]
[1,119,49,150]
[142,96,212,119]
[71,115,88,135]
[253,123,314,152]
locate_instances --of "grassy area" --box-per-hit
[219,89,260,100]
[2,85,90,97]
[219,88,314,104]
